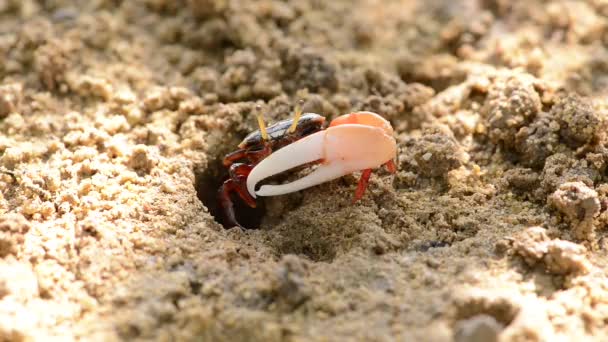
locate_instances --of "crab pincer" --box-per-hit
[246,111,397,201]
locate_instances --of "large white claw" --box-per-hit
[246,122,397,198]
[246,131,326,198]
[256,160,346,196]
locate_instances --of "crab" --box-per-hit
[218,105,397,228]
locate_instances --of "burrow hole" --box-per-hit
[195,153,266,229]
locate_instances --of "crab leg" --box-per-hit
[354,169,372,202]
[218,179,245,228]
[247,123,397,198]
[385,159,397,173]
[218,163,257,228]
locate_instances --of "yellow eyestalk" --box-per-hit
[287,100,304,134]
[255,105,269,141]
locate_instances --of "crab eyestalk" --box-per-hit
[287,99,305,134]
[255,105,269,141]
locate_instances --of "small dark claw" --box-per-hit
[228,164,256,208]
[245,144,272,164]
[223,149,248,167]
[219,143,272,228]
[229,163,253,179]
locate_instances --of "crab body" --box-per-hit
[238,113,326,150]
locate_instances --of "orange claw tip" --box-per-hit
[329,111,394,136]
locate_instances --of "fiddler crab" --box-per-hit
[218,102,397,228]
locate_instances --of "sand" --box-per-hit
[1,0,608,341]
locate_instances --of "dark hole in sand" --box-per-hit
[195,156,266,229]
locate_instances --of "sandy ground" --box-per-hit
[2,0,608,341]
